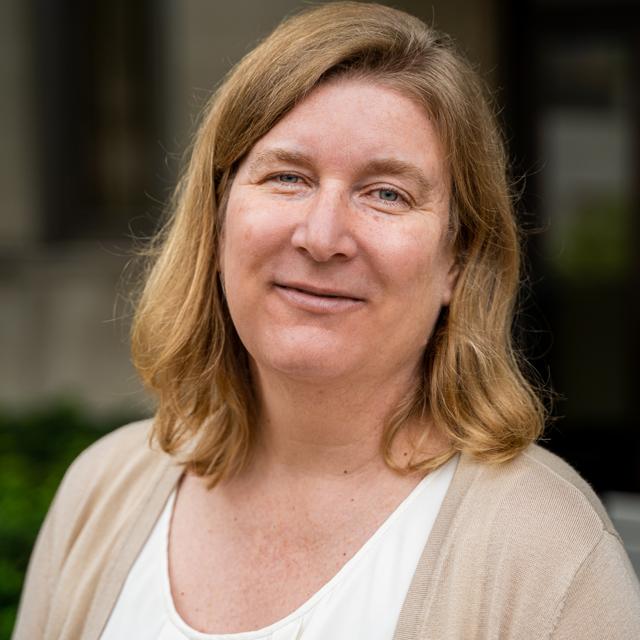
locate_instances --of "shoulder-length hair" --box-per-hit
[131,1,546,485]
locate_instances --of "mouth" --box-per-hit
[273,281,365,313]
[274,282,364,301]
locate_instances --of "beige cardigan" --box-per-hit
[12,420,640,639]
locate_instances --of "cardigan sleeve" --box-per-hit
[12,474,65,639]
[11,420,172,640]
[551,530,640,639]
[11,429,113,640]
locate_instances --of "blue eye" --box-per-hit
[278,174,300,183]
[378,188,399,202]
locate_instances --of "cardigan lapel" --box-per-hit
[393,452,481,640]
[82,458,184,640]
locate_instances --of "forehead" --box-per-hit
[243,77,447,184]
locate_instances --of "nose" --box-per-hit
[290,186,358,262]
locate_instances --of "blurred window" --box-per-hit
[32,0,164,242]
[504,0,640,492]
[539,39,634,422]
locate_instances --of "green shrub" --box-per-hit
[0,402,141,639]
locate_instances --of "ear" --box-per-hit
[215,227,226,299]
[441,256,460,307]
[217,270,227,298]
[216,225,226,289]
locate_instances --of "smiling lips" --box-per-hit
[274,282,365,313]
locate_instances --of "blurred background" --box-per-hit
[1,0,639,634]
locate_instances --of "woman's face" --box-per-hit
[221,78,458,385]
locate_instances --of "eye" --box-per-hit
[276,173,302,184]
[377,188,400,202]
[264,172,308,192]
[368,185,411,209]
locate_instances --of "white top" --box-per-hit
[101,455,458,640]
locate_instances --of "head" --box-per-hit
[222,75,458,399]
[132,2,545,483]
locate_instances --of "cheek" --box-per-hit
[362,220,447,294]
[221,194,288,279]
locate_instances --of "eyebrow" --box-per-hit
[247,148,315,176]
[247,147,437,197]
[359,158,436,198]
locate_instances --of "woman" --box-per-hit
[13,3,640,639]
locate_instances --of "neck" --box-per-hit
[245,361,441,484]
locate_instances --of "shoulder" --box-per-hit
[484,443,613,531]
[47,418,178,555]
[476,446,640,633]
[64,417,163,482]
[456,443,620,571]
[465,443,616,535]
[398,447,640,638]
[442,446,639,630]
[56,418,168,499]
[519,444,614,531]
[13,419,181,639]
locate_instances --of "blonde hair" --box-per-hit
[132,1,546,485]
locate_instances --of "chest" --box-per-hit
[93,456,463,640]
[167,475,418,634]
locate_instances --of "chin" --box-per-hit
[252,327,360,382]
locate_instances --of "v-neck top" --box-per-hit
[100,455,458,639]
